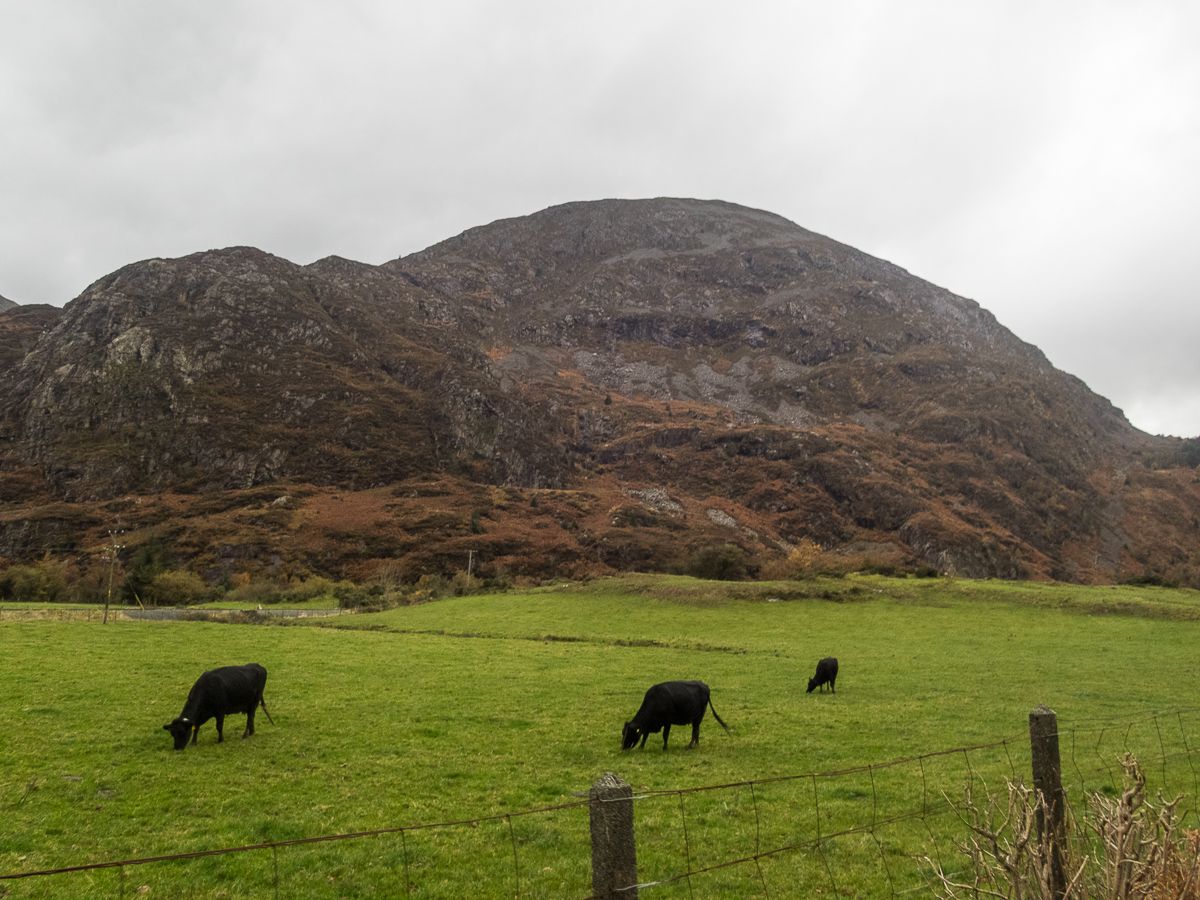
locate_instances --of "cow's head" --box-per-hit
[163,717,193,751]
[806,678,817,693]
[621,722,642,750]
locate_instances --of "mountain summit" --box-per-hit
[1,199,1196,586]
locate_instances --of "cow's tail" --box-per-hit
[708,698,730,734]
[259,695,275,726]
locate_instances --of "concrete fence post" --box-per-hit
[590,772,637,898]
[1029,704,1067,900]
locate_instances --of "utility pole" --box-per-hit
[102,531,124,625]
[467,550,475,584]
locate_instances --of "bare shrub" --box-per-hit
[925,755,1200,899]
[374,561,403,606]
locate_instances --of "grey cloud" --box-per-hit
[1,0,1197,435]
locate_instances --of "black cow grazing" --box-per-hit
[164,663,274,750]
[807,657,838,694]
[621,680,729,751]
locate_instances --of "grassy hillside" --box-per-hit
[3,575,1199,898]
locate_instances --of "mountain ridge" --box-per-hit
[1,198,1197,591]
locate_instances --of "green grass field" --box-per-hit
[3,574,1200,898]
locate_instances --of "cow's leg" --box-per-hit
[688,720,702,749]
[244,706,256,739]
[215,715,225,743]
[662,724,671,750]
[190,725,199,746]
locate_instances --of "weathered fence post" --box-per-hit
[1029,704,1067,900]
[590,772,637,898]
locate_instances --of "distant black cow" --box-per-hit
[806,657,838,694]
[621,680,729,751]
[164,663,274,750]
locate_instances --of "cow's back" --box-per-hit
[642,680,709,725]
[213,664,267,712]
[188,664,265,718]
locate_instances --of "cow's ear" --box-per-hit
[163,723,171,731]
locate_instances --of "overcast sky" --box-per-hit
[2,1,1197,437]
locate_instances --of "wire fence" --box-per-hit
[5,706,1200,899]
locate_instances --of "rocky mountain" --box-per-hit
[1,199,1198,588]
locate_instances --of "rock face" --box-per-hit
[386,199,1134,459]
[0,303,60,373]
[0,247,568,500]
[0,199,1196,584]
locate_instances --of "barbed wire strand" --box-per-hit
[7,712,1200,894]
[599,804,961,899]
[595,717,1200,898]
[622,734,1024,806]
[1,797,592,881]
[1065,706,1200,727]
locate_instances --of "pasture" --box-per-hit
[3,574,1200,898]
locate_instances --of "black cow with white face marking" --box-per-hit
[621,680,729,751]
[806,657,838,694]
[164,663,274,750]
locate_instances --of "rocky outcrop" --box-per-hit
[0,199,1193,585]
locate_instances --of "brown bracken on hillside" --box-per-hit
[1,198,1198,588]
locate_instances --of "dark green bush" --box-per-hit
[861,564,899,577]
[122,537,175,604]
[0,562,67,602]
[686,544,746,581]
[1121,574,1180,588]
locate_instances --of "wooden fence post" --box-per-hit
[1029,704,1067,900]
[590,772,637,898]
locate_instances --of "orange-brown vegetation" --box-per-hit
[2,200,1198,590]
